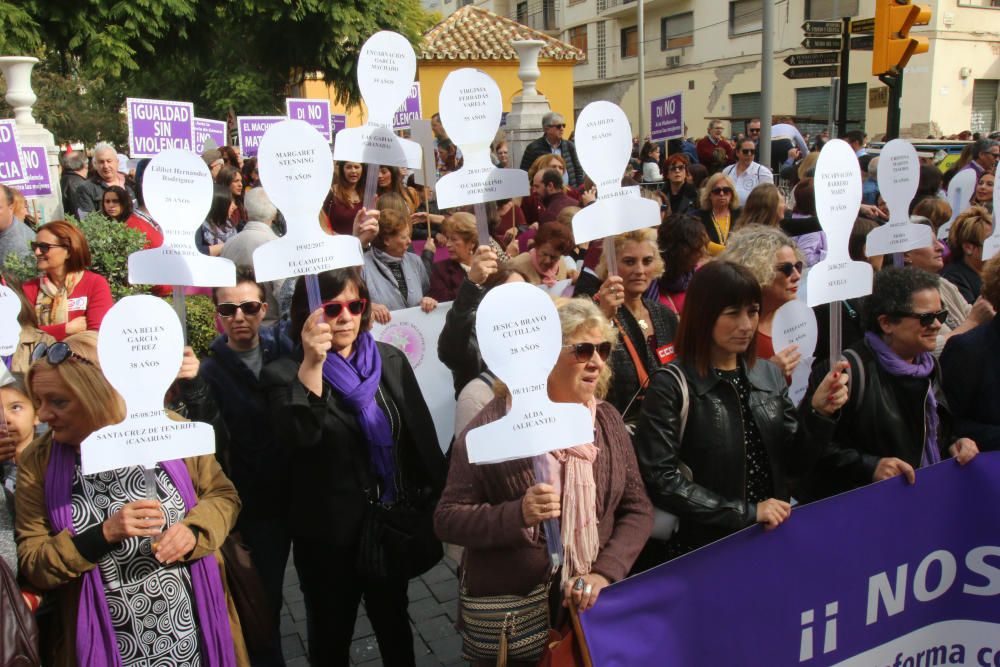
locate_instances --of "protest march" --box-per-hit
[1,9,999,667]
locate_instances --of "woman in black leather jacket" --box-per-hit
[632,261,848,564]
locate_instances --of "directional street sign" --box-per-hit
[850,17,875,33]
[802,20,843,35]
[851,35,874,50]
[783,65,839,80]
[784,52,840,67]
[802,37,842,50]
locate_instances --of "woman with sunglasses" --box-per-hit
[720,226,806,379]
[20,220,113,341]
[593,228,678,425]
[722,139,773,200]
[632,261,848,565]
[262,268,446,666]
[696,172,741,256]
[663,154,699,217]
[16,332,247,666]
[436,298,653,663]
[799,266,979,503]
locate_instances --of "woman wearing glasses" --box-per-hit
[696,173,741,256]
[263,268,446,666]
[633,262,848,564]
[799,266,980,502]
[663,154,699,217]
[720,226,806,379]
[435,298,652,664]
[16,332,247,666]
[722,139,773,200]
[20,220,113,341]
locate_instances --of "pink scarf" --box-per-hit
[541,398,600,586]
[529,248,559,287]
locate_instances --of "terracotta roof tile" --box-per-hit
[419,5,584,61]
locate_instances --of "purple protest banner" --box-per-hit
[580,454,1000,666]
[649,92,683,142]
[392,82,422,130]
[331,114,347,135]
[286,98,332,142]
[18,146,52,197]
[126,97,195,158]
[237,116,283,158]
[0,119,27,185]
[193,118,227,153]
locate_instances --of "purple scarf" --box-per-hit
[321,331,397,503]
[864,332,941,467]
[44,441,237,667]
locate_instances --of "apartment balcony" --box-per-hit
[598,0,673,20]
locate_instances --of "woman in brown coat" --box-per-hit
[15,332,247,667]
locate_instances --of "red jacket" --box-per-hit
[21,270,114,341]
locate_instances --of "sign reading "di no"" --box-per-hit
[285,98,333,143]
[649,92,683,142]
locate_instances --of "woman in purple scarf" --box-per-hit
[799,266,980,502]
[15,331,247,666]
[262,268,446,666]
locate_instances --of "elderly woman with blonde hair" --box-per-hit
[16,332,247,666]
[720,225,806,379]
[435,297,652,666]
[696,172,741,256]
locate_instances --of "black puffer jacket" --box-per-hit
[633,358,835,554]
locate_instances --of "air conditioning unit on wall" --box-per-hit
[665,55,682,68]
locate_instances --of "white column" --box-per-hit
[506,40,551,171]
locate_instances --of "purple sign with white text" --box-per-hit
[237,116,283,158]
[127,97,195,158]
[580,454,1000,666]
[0,119,27,185]
[194,118,227,154]
[286,98,332,142]
[331,114,347,135]
[392,83,422,130]
[649,92,683,142]
[18,146,52,197]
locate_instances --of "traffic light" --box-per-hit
[872,0,931,76]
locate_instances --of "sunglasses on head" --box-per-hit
[30,241,66,254]
[322,298,367,319]
[30,341,93,366]
[563,341,612,363]
[215,300,263,317]
[891,310,949,327]
[774,261,804,277]
[711,187,733,195]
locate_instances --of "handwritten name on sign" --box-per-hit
[126,98,195,158]
[254,120,362,281]
[436,69,527,208]
[466,283,592,464]
[81,296,215,474]
[807,139,873,307]
[571,101,660,244]
[866,139,931,256]
[127,149,236,287]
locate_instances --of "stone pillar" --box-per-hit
[0,56,64,222]
[506,40,551,171]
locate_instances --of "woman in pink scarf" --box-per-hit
[506,220,576,288]
[435,298,652,666]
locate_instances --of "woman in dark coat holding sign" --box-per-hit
[435,298,652,666]
[263,268,446,667]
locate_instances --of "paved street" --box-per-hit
[279,553,466,666]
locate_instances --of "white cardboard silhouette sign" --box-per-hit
[81,296,215,474]
[571,101,660,244]
[127,149,236,287]
[0,285,20,357]
[466,283,592,464]
[435,69,527,208]
[939,168,977,241]
[866,139,932,256]
[332,31,421,169]
[806,139,873,307]
[772,299,818,406]
[983,173,1000,262]
[253,120,363,281]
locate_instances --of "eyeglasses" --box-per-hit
[988,152,1000,159]
[30,341,93,366]
[891,310,949,327]
[668,164,686,172]
[563,341,612,363]
[322,298,367,319]
[30,242,66,254]
[774,261,804,277]
[740,149,756,155]
[215,300,263,317]
[748,128,761,134]
[711,187,733,195]
[548,124,566,129]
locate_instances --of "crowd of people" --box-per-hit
[0,113,996,667]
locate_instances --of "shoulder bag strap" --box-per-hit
[613,317,649,388]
